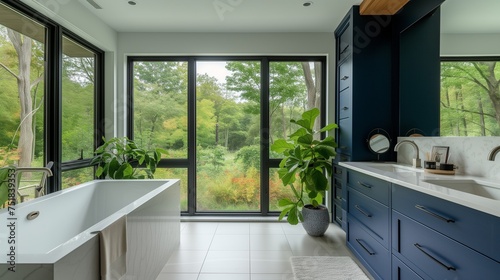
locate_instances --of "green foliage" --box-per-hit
[0,167,12,206]
[235,145,260,172]
[271,108,338,225]
[91,137,167,179]
[440,61,500,136]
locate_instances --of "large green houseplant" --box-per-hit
[271,108,338,235]
[91,137,167,179]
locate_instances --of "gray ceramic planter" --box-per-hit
[301,204,329,236]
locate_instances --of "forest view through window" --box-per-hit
[130,57,325,214]
[441,59,500,136]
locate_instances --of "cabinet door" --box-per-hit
[338,59,352,91]
[348,171,390,205]
[338,26,351,62]
[392,184,500,262]
[392,211,500,280]
[348,189,390,248]
[392,255,424,280]
[338,118,352,155]
[339,88,352,119]
[348,216,390,280]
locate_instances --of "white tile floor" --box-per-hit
[156,222,368,280]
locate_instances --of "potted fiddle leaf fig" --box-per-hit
[271,108,338,236]
[91,137,167,179]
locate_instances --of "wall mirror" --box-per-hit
[367,128,392,160]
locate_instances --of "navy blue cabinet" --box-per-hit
[334,5,394,162]
[392,211,499,280]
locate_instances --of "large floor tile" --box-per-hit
[161,250,207,273]
[198,273,251,280]
[250,223,285,235]
[155,273,198,280]
[179,234,214,251]
[182,222,219,235]
[250,250,293,274]
[210,234,250,251]
[216,222,250,234]
[250,234,291,251]
[280,223,307,235]
[201,250,250,274]
[251,273,295,280]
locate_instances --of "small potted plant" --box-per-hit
[271,108,338,236]
[91,137,167,179]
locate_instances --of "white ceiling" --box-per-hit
[78,0,500,34]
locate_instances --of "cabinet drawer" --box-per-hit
[349,189,389,248]
[392,211,500,280]
[338,118,352,155]
[348,171,390,205]
[338,60,352,91]
[338,27,351,61]
[392,184,500,262]
[333,164,344,178]
[338,88,351,119]
[348,216,390,280]
[334,178,342,202]
[392,255,424,280]
[334,203,343,225]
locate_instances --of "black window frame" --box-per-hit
[1,0,105,192]
[127,55,327,216]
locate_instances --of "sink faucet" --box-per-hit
[488,146,500,161]
[14,162,54,198]
[394,140,421,168]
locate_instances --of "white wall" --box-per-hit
[441,33,500,56]
[116,32,335,137]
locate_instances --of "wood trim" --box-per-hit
[360,0,410,15]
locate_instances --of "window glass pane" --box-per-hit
[62,167,95,189]
[61,36,95,161]
[0,3,46,168]
[441,61,500,136]
[153,168,188,212]
[133,61,188,158]
[196,61,261,212]
[269,61,323,158]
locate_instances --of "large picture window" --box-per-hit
[128,56,326,216]
[441,58,500,136]
[0,1,104,197]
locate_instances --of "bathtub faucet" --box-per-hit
[14,162,54,198]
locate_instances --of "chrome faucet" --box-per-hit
[14,162,54,198]
[394,140,421,168]
[488,146,500,161]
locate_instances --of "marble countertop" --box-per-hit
[339,162,500,218]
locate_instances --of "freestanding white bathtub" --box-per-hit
[0,179,180,280]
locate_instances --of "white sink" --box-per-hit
[422,179,500,200]
[368,163,423,173]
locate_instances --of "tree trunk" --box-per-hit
[458,90,468,136]
[478,96,486,136]
[8,30,34,167]
[301,62,322,134]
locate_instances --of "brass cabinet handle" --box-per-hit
[356,239,375,255]
[415,205,455,223]
[355,205,372,218]
[414,243,456,271]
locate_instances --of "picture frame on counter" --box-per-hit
[431,146,449,163]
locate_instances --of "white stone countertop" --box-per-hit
[339,162,500,218]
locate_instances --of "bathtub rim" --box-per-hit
[0,179,180,264]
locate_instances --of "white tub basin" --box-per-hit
[422,179,500,200]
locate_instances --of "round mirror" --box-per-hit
[368,134,390,154]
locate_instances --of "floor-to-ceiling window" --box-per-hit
[0,1,104,200]
[128,56,326,216]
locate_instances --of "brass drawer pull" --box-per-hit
[355,205,372,218]
[356,239,375,255]
[414,243,456,271]
[415,205,455,223]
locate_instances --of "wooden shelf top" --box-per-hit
[360,0,410,15]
